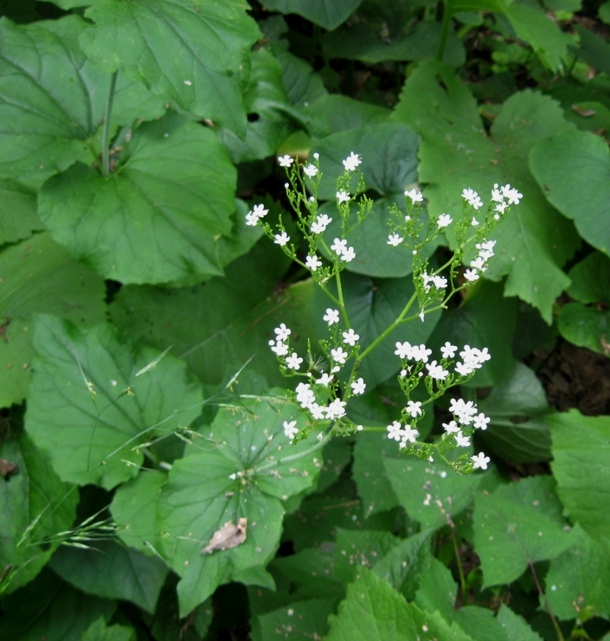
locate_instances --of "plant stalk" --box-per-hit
[102,71,119,177]
[437,0,454,63]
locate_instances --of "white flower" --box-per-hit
[413,344,432,363]
[341,246,356,262]
[285,352,303,370]
[463,268,479,282]
[443,420,460,434]
[455,431,471,448]
[431,275,447,290]
[316,372,333,386]
[474,413,490,430]
[462,188,483,210]
[274,231,290,246]
[311,214,332,234]
[283,420,299,439]
[269,340,289,357]
[326,398,347,420]
[295,382,314,407]
[351,377,366,395]
[404,188,423,203]
[323,308,340,325]
[278,155,294,167]
[331,347,348,364]
[395,341,414,360]
[343,152,361,172]
[309,403,326,420]
[387,233,403,246]
[437,214,452,229]
[274,323,291,342]
[440,342,457,359]
[400,425,419,446]
[331,238,347,256]
[306,255,323,271]
[387,421,402,441]
[405,401,422,418]
[426,360,449,381]
[472,452,491,470]
[245,211,260,226]
[449,398,478,425]
[501,184,523,205]
[470,256,486,271]
[342,328,360,346]
[455,361,473,376]
[336,190,351,204]
[246,204,268,226]
[471,217,479,227]
[303,164,318,177]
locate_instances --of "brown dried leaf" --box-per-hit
[0,459,18,479]
[200,517,247,555]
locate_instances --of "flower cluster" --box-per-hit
[249,152,523,474]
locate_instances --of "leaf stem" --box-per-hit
[437,0,453,63]
[528,560,565,641]
[102,71,119,177]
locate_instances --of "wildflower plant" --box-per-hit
[246,153,522,473]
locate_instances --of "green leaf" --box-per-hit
[334,528,401,583]
[110,471,166,556]
[384,457,483,529]
[473,476,573,587]
[273,545,343,599]
[109,239,315,391]
[549,409,610,543]
[314,121,419,200]
[394,62,577,322]
[0,568,115,641]
[0,431,78,594]
[156,396,323,616]
[306,94,389,138]
[496,606,544,641]
[262,0,362,30]
[254,598,337,641]
[530,128,610,256]
[0,233,106,324]
[80,0,261,134]
[504,3,572,71]
[0,15,165,187]
[414,556,457,619]
[0,232,106,408]
[50,539,168,614]
[82,619,136,641]
[324,568,474,641]
[25,314,203,489]
[324,20,465,67]
[217,47,305,164]
[567,251,610,304]
[558,303,610,357]
[478,362,552,463]
[39,112,238,284]
[574,25,610,77]
[0,180,41,244]
[545,524,610,622]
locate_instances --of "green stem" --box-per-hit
[436,0,453,63]
[529,561,565,641]
[450,527,468,603]
[101,71,119,177]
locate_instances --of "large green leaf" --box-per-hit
[80,0,261,134]
[155,396,323,615]
[504,3,572,72]
[109,238,314,391]
[545,524,610,622]
[0,15,164,187]
[39,112,238,284]
[0,568,115,641]
[50,539,168,614]
[254,598,336,641]
[558,303,610,357]
[82,619,136,641]
[530,128,610,256]
[473,476,573,587]
[0,180,41,244]
[0,232,106,408]
[324,568,474,641]
[384,457,483,530]
[393,62,578,322]
[478,362,552,463]
[25,315,204,489]
[262,0,362,30]
[0,431,78,594]
[567,251,610,304]
[549,410,610,544]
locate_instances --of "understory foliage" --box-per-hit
[1,0,610,639]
